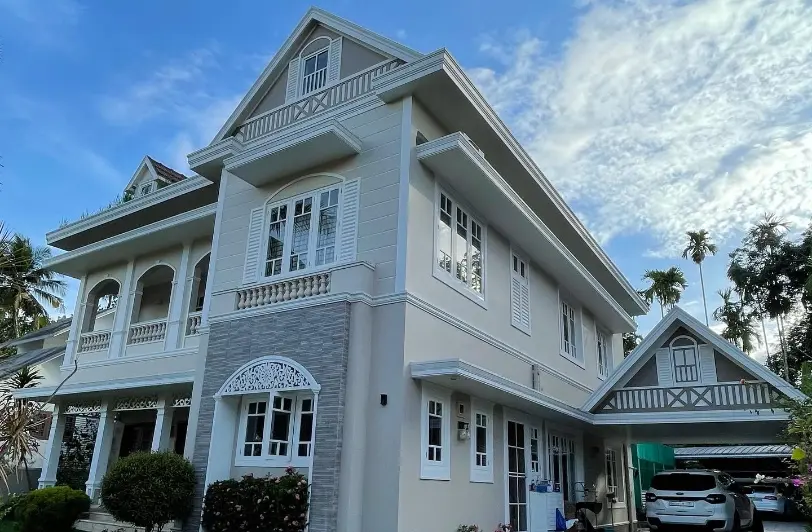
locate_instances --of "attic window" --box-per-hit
[140,183,153,196]
[302,48,329,95]
[416,131,428,145]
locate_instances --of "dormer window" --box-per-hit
[140,183,153,196]
[301,48,329,95]
[670,336,700,383]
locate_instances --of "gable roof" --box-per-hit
[0,346,66,380]
[124,156,187,191]
[0,317,72,349]
[211,7,423,144]
[583,306,806,412]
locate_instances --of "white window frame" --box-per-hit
[300,46,330,96]
[433,185,487,307]
[470,399,493,483]
[547,431,579,501]
[420,384,451,481]
[234,392,315,468]
[597,328,612,380]
[559,296,584,367]
[605,447,625,504]
[510,250,531,335]
[260,184,342,282]
[670,336,701,383]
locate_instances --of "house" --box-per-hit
[7,8,802,532]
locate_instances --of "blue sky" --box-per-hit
[2,0,811,362]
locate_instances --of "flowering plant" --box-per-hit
[456,526,480,532]
[495,524,513,532]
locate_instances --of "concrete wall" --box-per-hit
[715,350,757,382]
[624,357,658,388]
[340,37,387,78]
[582,433,635,529]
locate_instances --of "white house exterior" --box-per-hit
[8,8,802,532]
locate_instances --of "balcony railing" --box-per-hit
[600,381,778,413]
[186,311,203,336]
[236,272,331,310]
[78,330,111,353]
[238,59,403,143]
[127,318,167,345]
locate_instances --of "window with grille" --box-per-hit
[301,48,329,95]
[597,330,611,379]
[560,300,579,360]
[435,191,485,299]
[421,387,450,480]
[605,447,624,502]
[236,393,315,467]
[672,346,700,383]
[470,403,493,483]
[264,186,340,278]
[548,433,577,501]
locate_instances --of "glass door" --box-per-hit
[548,433,577,501]
[507,420,528,532]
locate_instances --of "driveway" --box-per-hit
[764,520,807,532]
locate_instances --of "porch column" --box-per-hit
[164,243,192,349]
[151,398,175,452]
[202,397,239,488]
[38,404,67,489]
[63,275,88,366]
[85,401,116,501]
[109,260,136,358]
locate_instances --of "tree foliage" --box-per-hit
[640,266,688,318]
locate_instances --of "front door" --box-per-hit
[119,422,154,458]
[507,420,528,532]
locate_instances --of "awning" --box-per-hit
[0,346,66,380]
[673,445,792,459]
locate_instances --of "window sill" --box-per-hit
[432,268,487,309]
[253,262,339,286]
[511,322,531,337]
[234,457,311,468]
[559,351,586,369]
[597,374,606,381]
[420,465,451,481]
[470,470,494,484]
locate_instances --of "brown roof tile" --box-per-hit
[147,157,187,183]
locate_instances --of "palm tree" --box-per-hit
[682,230,718,326]
[713,288,760,353]
[0,235,66,337]
[641,267,688,318]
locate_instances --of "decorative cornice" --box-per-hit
[13,371,196,400]
[216,356,321,397]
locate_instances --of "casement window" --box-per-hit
[264,186,340,278]
[548,433,577,501]
[301,48,329,95]
[470,402,493,483]
[236,393,315,467]
[510,252,531,333]
[420,385,451,480]
[671,337,700,383]
[605,447,624,502]
[435,190,485,300]
[597,329,611,379]
[529,427,541,475]
[560,300,580,362]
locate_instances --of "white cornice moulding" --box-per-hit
[59,347,198,372]
[590,410,789,425]
[12,371,196,400]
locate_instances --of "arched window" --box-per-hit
[128,265,175,344]
[670,336,700,383]
[82,279,120,333]
[299,36,332,95]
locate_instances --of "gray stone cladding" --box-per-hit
[184,301,351,532]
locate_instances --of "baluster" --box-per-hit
[294,278,303,299]
[280,281,289,302]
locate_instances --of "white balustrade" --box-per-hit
[238,59,402,142]
[77,330,111,353]
[236,272,331,310]
[186,311,203,336]
[127,318,168,345]
[601,381,776,413]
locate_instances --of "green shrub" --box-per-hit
[0,493,24,521]
[100,451,196,532]
[14,486,90,532]
[202,467,309,532]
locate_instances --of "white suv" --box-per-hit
[646,470,759,531]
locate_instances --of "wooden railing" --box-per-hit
[78,330,111,353]
[236,272,331,310]
[238,59,403,142]
[186,311,203,336]
[600,381,778,413]
[127,318,167,345]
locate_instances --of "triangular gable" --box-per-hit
[124,156,186,194]
[211,7,423,144]
[583,306,805,413]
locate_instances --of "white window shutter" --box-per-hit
[286,58,301,102]
[510,277,522,327]
[698,344,717,384]
[338,179,360,262]
[655,348,673,387]
[243,207,265,284]
[327,37,342,83]
[520,283,530,330]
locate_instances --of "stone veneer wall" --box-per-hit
[184,302,351,532]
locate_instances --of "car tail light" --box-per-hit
[764,495,778,500]
[645,493,657,502]
[705,494,727,504]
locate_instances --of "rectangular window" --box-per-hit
[673,346,699,382]
[427,400,443,462]
[268,396,293,456]
[302,49,329,95]
[296,397,314,457]
[511,252,531,333]
[235,393,315,467]
[471,403,493,483]
[560,300,579,360]
[605,448,625,502]
[435,191,485,298]
[421,386,450,480]
[548,433,577,501]
[264,186,340,278]
[597,330,611,379]
[530,427,540,474]
[240,400,267,457]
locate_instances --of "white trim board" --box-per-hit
[12,371,196,400]
[582,306,806,412]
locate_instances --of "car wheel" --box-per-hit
[731,512,741,532]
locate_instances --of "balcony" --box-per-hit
[186,311,203,336]
[128,318,168,345]
[77,331,111,353]
[598,381,778,414]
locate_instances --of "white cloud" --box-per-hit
[468,0,812,256]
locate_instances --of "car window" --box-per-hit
[749,486,777,494]
[651,473,716,491]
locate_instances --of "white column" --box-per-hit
[109,261,136,358]
[85,401,117,501]
[38,404,67,488]
[64,276,88,366]
[202,397,239,488]
[165,243,192,349]
[151,398,175,452]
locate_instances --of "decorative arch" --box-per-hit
[86,277,121,297]
[670,335,698,348]
[265,172,345,205]
[136,262,176,283]
[216,356,321,397]
[299,36,332,59]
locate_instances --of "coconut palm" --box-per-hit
[641,267,688,318]
[713,288,760,353]
[682,230,718,326]
[0,235,66,337]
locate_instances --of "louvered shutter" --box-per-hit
[327,37,342,83]
[655,348,673,387]
[698,344,717,384]
[520,283,530,330]
[242,207,265,284]
[286,58,301,102]
[338,179,360,262]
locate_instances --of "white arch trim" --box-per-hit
[299,36,332,58]
[215,356,321,397]
[265,172,345,204]
[670,335,698,348]
[85,277,122,297]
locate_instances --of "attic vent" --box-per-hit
[531,364,542,391]
[416,131,428,145]
[461,133,485,158]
